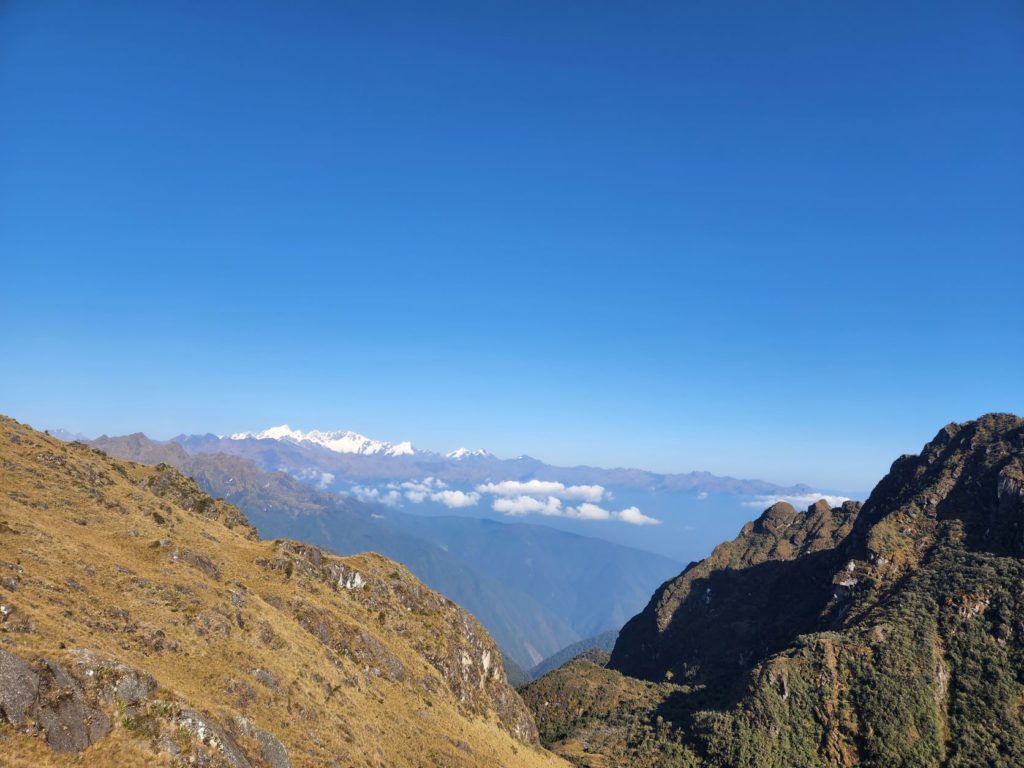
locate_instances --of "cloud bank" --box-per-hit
[487,495,660,526]
[476,480,605,502]
[348,474,659,523]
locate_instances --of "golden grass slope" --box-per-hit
[0,416,567,768]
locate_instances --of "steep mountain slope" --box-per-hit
[611,497,862,683]
[524,414,1024,767]
[0,416,565,768]
[88,434,679,667]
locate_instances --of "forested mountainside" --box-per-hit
[0,417,565,768]
[524,414,1024,768]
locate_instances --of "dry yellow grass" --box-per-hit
[0,416,568,768]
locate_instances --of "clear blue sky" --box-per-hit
[2,1,1021,491]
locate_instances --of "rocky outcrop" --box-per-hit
[261,539,540,745]
[0,645,285,766]
[0,647,111,752]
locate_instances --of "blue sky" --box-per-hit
[2,1,1021,491]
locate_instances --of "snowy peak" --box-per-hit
[446,447,492,460]
[230,425,416,457]
[231,424,302,442]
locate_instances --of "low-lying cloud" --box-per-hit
[351,485,403,507]
[489,496,660,525]
[348,475,658,523]
[383,477,483,507]
[492,495,564,516]
[296,468,336,490]
[616,506,661,526]
[476,479,605,503]
[431,490,481,509]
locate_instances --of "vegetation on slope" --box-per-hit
[0,416,566,768]
[525,414,1024,768]
[528,630,619,682]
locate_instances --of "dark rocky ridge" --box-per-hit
[526,414,1024,767]
[611,498,861,683]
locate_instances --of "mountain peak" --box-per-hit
[446,447,492,460]
[229,425,417,457]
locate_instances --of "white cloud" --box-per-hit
[566,503,611,521]
[295,468,336,490]
[476,479,605,502]
[616,506,661,526]
[398,477,446,493]
[696,491,709,500]
[431,490,480,509]
[741,493,852,510]
[351,475,657,524]
[489,496,661,525]
[391,477,449,504]
[492,495,563,516]
[351,485,403,507]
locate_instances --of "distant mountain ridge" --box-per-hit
[169,425,815,495]
[528,630,620,682]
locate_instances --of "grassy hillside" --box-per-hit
[0,416,567,768]
[88,433,680,668]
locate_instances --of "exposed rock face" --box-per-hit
[528,414,1024,768]
[0,648,113,752]
[234,715,293,768]
[32,657,112,751]
[0,647,39,724]
[0,622,280,764]
[0,415,562,768]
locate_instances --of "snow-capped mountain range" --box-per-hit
[445,447,493,460]
[229,424,488,460]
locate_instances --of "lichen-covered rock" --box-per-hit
[233,716,292,768]
[177,708,253,768]
[0,646,38,723]
[68,648,157,708]
[0,648,111,752]
[33,657,112,752]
